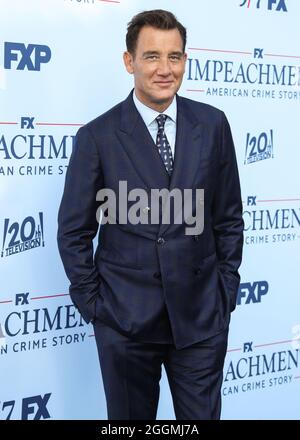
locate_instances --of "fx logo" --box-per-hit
[243,342,253,353]
[240,0,287,11]
[22,393,51,420]
[1,393,51,420]
[21,117,35,129]
[238,281,269,305]
[247,196,257,206]
[15,293,30,306]
[254,48,264,59]
[4,42,51,71]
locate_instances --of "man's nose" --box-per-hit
[156,58,172,75]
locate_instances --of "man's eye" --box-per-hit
[170,56,181,61]
[147,55,158,60]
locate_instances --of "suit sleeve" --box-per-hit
[212,111,244,311]
[57,125,104,324]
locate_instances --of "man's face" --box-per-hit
[123,26,187,111]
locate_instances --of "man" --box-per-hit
[57,9,244,420]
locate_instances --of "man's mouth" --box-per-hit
[154,81,173,86]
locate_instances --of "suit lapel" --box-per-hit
[116,90,204,236]
[116,90,170,190]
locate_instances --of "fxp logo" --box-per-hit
[238,281,269,305]
[4,42,51,71]
[240,0,288,12]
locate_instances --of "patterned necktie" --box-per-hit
[155,114,174,176]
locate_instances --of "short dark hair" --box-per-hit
[126,9,187,56]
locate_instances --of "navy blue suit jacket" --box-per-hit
[57,90,244,349]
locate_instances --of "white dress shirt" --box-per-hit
[132,89,177,159]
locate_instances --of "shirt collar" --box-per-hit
[133,89,177,127]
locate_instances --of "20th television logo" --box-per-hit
[244,130,274,165]
[1,213,45,258]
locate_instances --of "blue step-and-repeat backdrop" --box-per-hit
[0,0,299,419]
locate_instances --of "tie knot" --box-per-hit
[156,114,168,129]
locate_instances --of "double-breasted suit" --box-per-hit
[57,89,243,419]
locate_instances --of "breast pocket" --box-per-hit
[193,157,217,188]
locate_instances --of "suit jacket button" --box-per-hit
[153,271,162,279]
[194,268,202,275]
[157,237,165,245]
[194,235,200,241]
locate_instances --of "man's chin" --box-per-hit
[151,92,176,105]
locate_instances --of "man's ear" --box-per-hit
[123,51,134,74]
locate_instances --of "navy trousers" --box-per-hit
[93,321,229,420]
